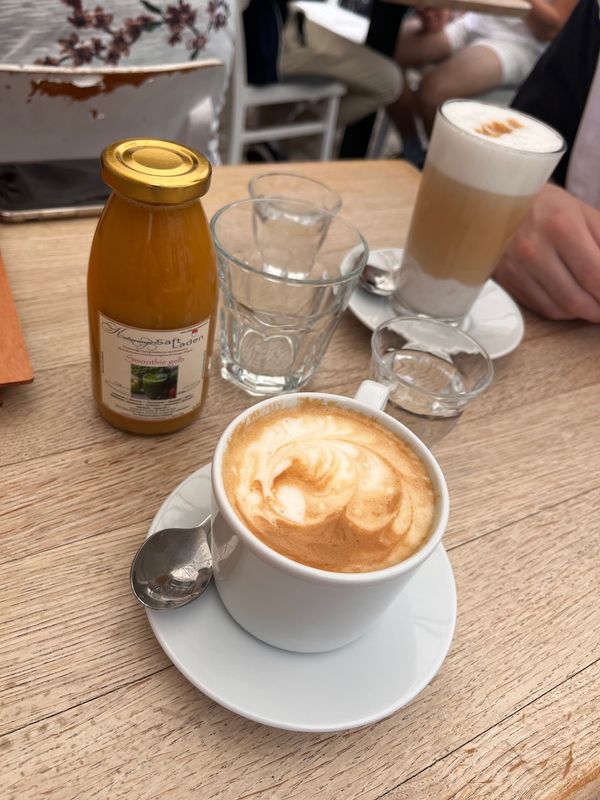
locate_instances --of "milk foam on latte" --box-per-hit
[430,100,565,196]
[222,401,435,573]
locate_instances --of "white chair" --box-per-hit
[0,60,225,163]
[226,10,346,164]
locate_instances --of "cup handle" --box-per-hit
[354,380,389,411]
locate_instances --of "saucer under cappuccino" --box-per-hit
[222,400,435,573]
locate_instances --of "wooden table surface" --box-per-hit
[386,0,532,18]
[1,161,599,800]
[294,0,531,44]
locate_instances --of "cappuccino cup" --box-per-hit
[211,381,449,652]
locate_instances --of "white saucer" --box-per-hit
[351,248,524,359]
[146,463,457,732]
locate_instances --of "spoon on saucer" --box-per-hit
[130,514,212,611]
[358,251,401,296]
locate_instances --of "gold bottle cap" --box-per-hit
[101,138,211,205]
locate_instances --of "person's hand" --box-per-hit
[494,183,600,322]
[418,8,451,33]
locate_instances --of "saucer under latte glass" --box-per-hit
[370,317,494,446]
[392,99,565,325]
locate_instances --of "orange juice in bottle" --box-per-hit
[87,139,217,434]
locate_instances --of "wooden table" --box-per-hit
[295,0,531,37]
[1,161,599,800]
[386,0,531,17]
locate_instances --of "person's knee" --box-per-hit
[377,59,403,107]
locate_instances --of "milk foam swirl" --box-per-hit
[222,402,435,573]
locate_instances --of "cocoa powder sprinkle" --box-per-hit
[475,117,525,138]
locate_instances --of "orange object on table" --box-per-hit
[87,138,218,435]
[0,249,33,386]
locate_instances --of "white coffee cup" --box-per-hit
[211,380,449,653]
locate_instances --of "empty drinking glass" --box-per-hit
[248,174,342,275]
[370,317,494,446]
[211,198,368,395]
[248,172,342,215]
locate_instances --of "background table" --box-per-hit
[1,161,599,800]
[295,0,531,39]
[387,0,531,15]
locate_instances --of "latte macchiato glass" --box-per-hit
[211,381,449,653]
[392,100,566,324]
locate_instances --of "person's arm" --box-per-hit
[494,183,600,322]
[526,0,578,42]
[418,8,451,33]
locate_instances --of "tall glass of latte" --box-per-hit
[392,100,565,323]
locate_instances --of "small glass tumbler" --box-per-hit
[211,198,368,395]
[370,317,494,446]
[248,172,342,216]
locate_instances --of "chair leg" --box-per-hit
[319,95,340,161]
[227,99,245,165]
[368,109,390,159]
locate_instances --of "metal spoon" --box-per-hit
[130,514,212,611]
[358,257,400,296]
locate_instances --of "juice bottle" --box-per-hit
[87,138,217,434]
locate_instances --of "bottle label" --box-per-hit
[98,313,211,421]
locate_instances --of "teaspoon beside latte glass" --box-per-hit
[358,254,401,296]
[130,515,212,611]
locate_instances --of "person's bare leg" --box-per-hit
[389,18,452,149]
[280,18,402,127]
[394,20,452,68]
[416,44,504,135]
[387,79,419,139]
